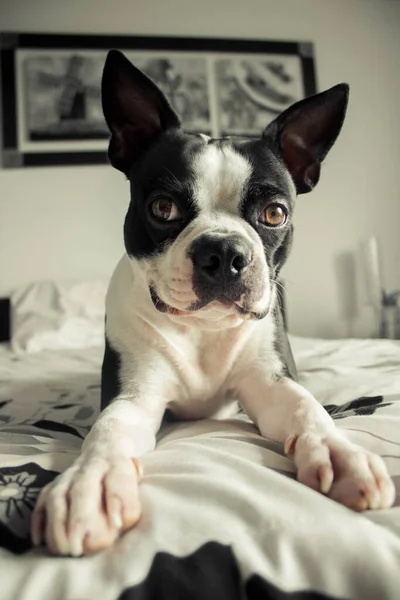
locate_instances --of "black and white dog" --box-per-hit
[32,50,395,556]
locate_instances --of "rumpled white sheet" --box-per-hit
[10,280,107,353]
[0,337,400,600]
[291,335,400,404]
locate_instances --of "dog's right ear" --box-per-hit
[263,84,349,194]
[101,50,181,174]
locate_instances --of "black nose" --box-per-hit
[190,234,252,284]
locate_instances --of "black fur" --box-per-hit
[101,336,122,410]
[273,301,298,381]
[124,131,202,258]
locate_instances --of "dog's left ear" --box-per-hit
[102,49,181,174]
[264,84,349,194]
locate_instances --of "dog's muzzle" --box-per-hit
[150,231,270,321]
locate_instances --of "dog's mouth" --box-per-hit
[149,287,269,321]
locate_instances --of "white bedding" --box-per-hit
[291,336,400,404]
[1,337,400,600]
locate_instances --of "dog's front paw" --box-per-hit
[31,454,142,555]
[286,432,396,510]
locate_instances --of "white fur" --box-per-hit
[193,144,252,213]
[106,254,274,420]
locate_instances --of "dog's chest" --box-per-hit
[160,324,258,419]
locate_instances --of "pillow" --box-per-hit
[11,279,108,353]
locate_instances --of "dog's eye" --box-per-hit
[260,203,287,227]
[150,197,181,222]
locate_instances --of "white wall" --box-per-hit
[1,0,400,338]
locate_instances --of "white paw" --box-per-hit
[285,432,396,510]
[31,455,142,556]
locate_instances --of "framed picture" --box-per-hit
[0,33,317,168]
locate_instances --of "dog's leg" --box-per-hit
[237,375,396,510]
[31,395,165,556]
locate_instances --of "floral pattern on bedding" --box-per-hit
[0,463,58,554]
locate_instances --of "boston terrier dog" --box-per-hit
[32,50,395,556]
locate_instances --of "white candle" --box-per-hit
[361,236,382,311]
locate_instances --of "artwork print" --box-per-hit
[0,34,316,167]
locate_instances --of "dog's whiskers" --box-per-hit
[272,279,286,309]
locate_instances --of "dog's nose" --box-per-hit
[190,234,252,284]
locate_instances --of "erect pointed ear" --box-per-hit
[263,84,349,194]
[101,49,181,174]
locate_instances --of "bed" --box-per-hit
[1,281,400,600]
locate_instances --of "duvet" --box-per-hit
[1,337,400,600]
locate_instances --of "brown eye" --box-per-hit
[150,197,181,222]
[260,203,287,227]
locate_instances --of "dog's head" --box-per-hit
[102,50,348,328]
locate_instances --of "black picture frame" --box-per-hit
[0,32,317,168]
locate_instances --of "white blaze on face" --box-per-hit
[193,144,252,213]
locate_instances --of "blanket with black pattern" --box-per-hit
[1,338,400,600]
